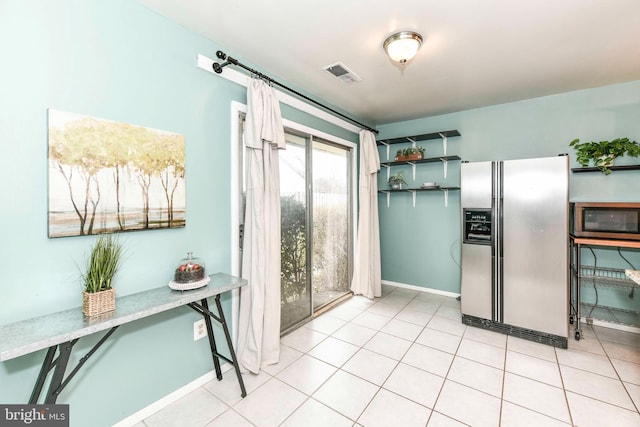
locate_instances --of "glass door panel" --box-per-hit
[312,140,351,310]
[279,134,311,331]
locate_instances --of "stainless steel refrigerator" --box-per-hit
[460,155,569,348]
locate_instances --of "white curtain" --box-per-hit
[237,78,285,374]
[350,130,382,299]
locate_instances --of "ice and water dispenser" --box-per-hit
[463,209,492,244]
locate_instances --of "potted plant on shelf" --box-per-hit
[569,137,640,174]
[81,233,124,317]
[388,171,407,190]
[395,148,406,161]
[405,146,425,161]
[394,146,425,161]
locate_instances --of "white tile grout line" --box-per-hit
[582,326,640,414]
[128,286,640,426]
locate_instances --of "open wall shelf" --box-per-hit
[378,187,460,208]
[571,165,640,173]
[381,155,461,167]
[377,129,461,208]
[379,186,460,193]
[377,130,461,145]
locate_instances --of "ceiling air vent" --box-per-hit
[323,62,362,84]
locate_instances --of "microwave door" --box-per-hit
[573,203,640,240]
[584,209,639,233]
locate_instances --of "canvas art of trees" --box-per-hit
[48,110,185,238]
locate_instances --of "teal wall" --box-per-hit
[377,81,640,300]
[1,1,639,424]
[0,1,355,426]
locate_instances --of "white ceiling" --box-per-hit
[138,0,640,127]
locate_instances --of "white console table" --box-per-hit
[0,273,247,404]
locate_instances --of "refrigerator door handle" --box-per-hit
[497,161,504,323]
[491,162,498,321]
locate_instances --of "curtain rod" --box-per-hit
[212,50,378,134]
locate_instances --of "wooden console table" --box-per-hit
[0,273,248,404]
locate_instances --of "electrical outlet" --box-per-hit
[193,319,207,341]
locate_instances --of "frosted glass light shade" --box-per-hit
[383,31,423,64]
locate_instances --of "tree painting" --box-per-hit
[48,109,185,238]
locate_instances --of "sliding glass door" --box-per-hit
[279,133,311,331]
[279,132,353,331]
[311,140,352,310]
[238,116,353,333]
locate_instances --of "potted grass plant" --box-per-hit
[81,233,123,317]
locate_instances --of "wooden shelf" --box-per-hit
[570,236,640,249]
[377,130,461,145]
[381,155,461,167]
[571,165,640,173]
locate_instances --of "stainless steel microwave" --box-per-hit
[571,202,640,240]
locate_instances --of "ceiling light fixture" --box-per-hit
[383,31,423,64]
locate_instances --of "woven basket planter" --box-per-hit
[83,288,115,317]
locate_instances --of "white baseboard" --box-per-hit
[112,364,231,427]
[382,280,461,299]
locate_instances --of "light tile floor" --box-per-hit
[136,285,640,427]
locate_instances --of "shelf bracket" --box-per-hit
[410,190,416,207]
[442,189,449,208]
[407,161,417,181]
[440,158,448,179]
[439,133,448,155]
[378,190,391,208]
[406,137,416,148]
[382,164,390,181]
[379,141,390,161]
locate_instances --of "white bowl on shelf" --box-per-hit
[422,182,437,188]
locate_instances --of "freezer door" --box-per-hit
[460,161,494,319]
[501,156,569,337]
[461,161,493,209]
[461,243,493,319]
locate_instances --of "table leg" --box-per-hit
[201,298,222,380]
[45,340,77,404]
[575,244,582,340]
[29,346,57,404]
[214,295,247,398]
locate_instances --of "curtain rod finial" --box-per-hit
[216,50,227,60]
